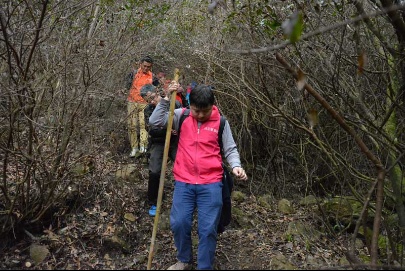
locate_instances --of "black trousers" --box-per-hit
[147,142,177,206]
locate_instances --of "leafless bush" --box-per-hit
[0,0,168,238]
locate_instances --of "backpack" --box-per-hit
[178,109,234,234]
[125,71,134,90]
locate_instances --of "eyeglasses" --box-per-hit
[146,94,156,103]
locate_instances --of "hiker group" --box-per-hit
[125,55,248,270]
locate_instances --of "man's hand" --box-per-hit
[167,81,180,94]
[163,81,180,101]
[232,167,248,181]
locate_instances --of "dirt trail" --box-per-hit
[0,150,350,270]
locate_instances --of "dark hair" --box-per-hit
[189,84,215,108]
[140,55,154,64]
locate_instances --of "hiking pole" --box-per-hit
[147,68,180,270]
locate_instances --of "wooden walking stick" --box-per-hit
[147,68,180,270]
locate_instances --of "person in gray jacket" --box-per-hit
[149,83,248,270]
[141,84,182,216]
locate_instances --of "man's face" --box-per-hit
[157,73,166,80]
[140,61,152,74]
[190,105,213,122]
[145,92,158,105]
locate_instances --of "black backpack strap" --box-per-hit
[178,108,190,136]
[219,116,226,154]
[218,116,232,234]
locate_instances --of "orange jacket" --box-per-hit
[127,68,153,103]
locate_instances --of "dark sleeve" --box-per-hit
[144,105,154,131]
[175,100,182,109]
[125,71,133,90]
[182,96,189,108]
[152,74,159,86]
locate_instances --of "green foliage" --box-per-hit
[289,13,303,43]
[222,2,282,37]
[267,19,282,31]
[101,0,114,6]
[222,11,240,34]
[333,0,344,13]
[122,1,171,31]
[285,233,294,242]
[126,0,150,5]
[305,240,311,251]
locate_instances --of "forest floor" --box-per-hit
[0,149,358,270]
[0,96,362,270]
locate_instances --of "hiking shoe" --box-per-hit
[148,205,157,216]
[129,148,138,157]
[139,146,146,153]
[167,261,191,270]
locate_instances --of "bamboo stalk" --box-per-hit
[147,68,180,270]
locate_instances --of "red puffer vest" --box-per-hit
[173,106,223,184]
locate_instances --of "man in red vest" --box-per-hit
[149,83,248,270]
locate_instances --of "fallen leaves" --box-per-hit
[29,244,49,265]
[124,213,136,222]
